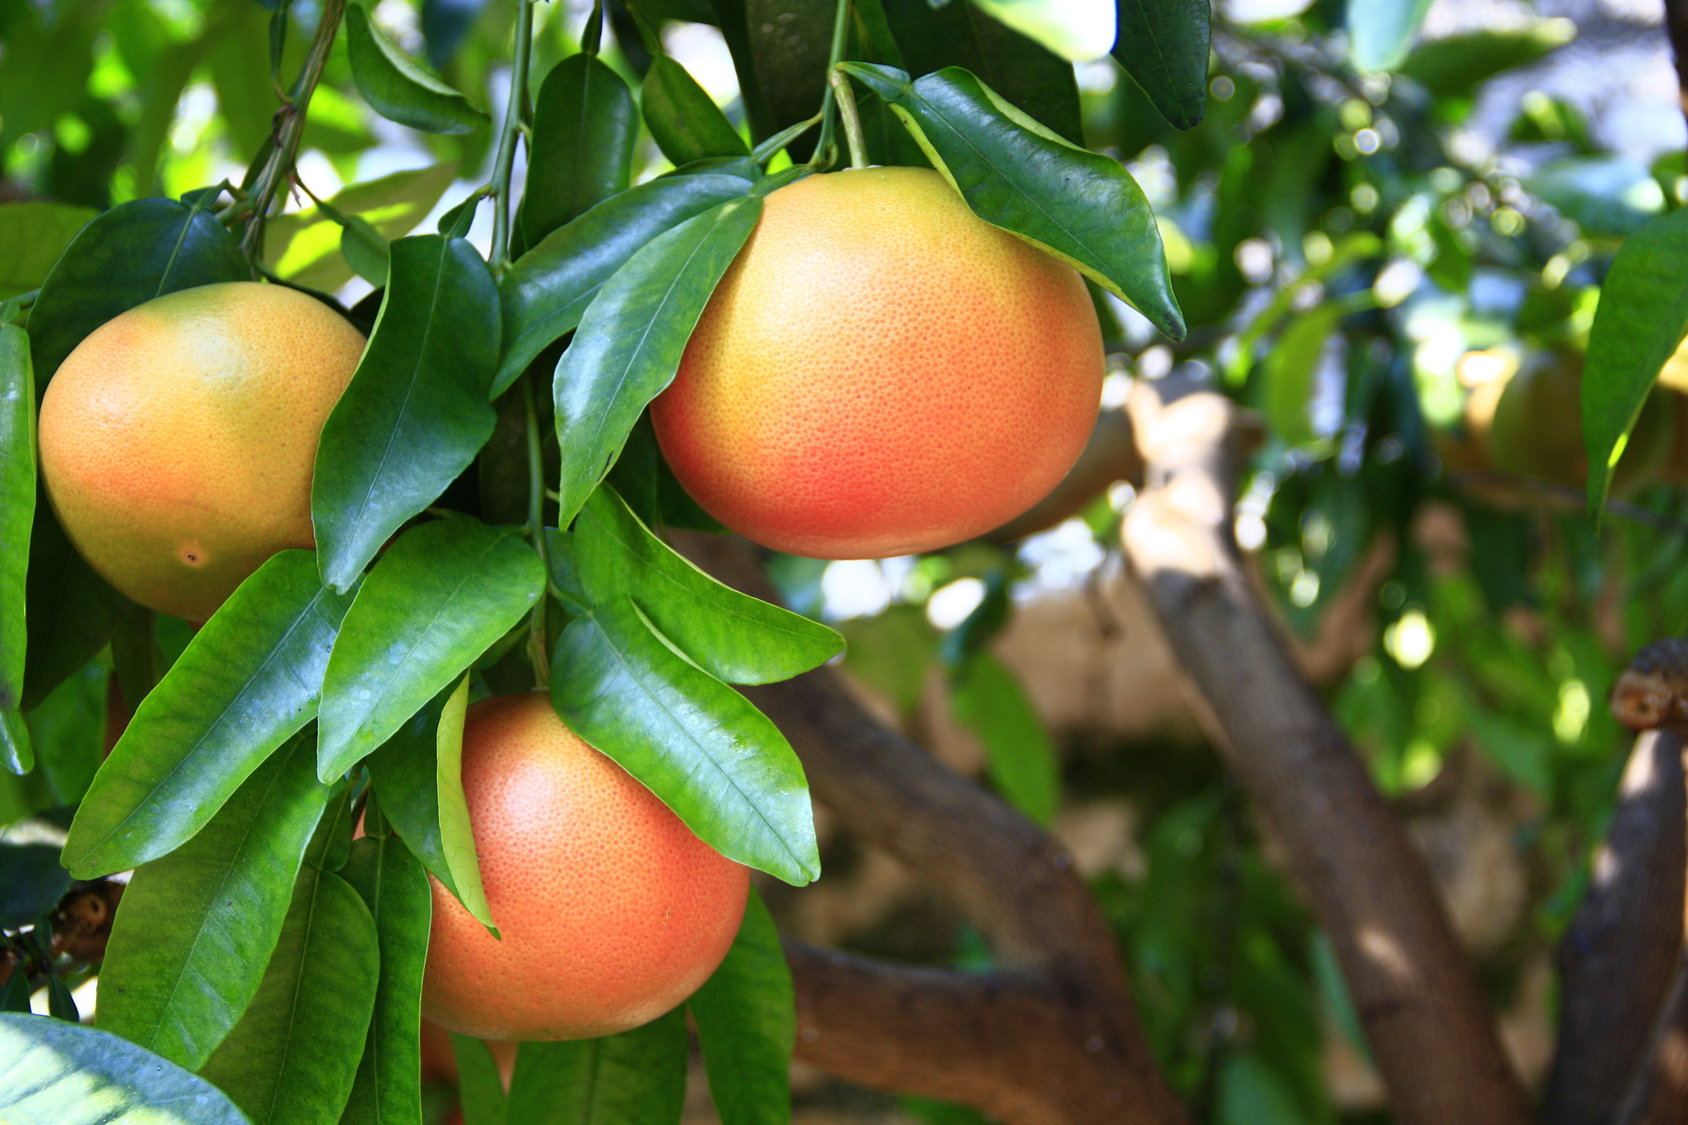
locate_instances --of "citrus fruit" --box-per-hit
[651,166,1104,559]
[422,692,749,1041]
[36,281,364,621]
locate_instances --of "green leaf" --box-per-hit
[62,552,355,879]
[365,674,496,931]
[950,652,1058,825]
[318,520,544,782]
[266,163,460,294]
[642,55,749,167]
[553,196,761,527]
[340,216,391,287]
[733,0,832,161]
[1584,207,1688,514]
[344,2,488,134]
[1111,0,1209,130]
[200,868,380,1125]
[451,1035,507,1125]
[519,54,637,249]
[1262,303,1342,450]
[21,502,130,711]
[495,172,754,396]
[551,598,818,885]
[96,733,334,1072]
[966,0,1115,62]
[339,834,432,1125]
[839,63,1184,340]
[0,1012,252,1125]
[0,204,97,301]
[27,196,248,388]
[1396,19,1575,98]
[0,326,34,767]
[0,822,71,929]
[1346,0,1433,73]
[22,659,107,807]
[575,487,842,684]
[688,889,793,1125]
[503,1008,688,1125]
[312,235,501,591]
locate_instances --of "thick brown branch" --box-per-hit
[675,532,1190,1125]
[1115,378,1532,1125]
[1544,729,1685,1125]
[1616,952,1688,1125]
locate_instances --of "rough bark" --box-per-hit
[1615,954,1688,1125]
[676,531,1191,1125]
[1544,730,1685,1125]
[1115,377,1532,1125]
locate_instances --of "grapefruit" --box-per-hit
[421,692,749,1041]
[36,281,364,621]
[651,166,1104,559]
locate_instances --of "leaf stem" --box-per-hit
[490,0,537,273]
[522,371,553,688]
[828,68,868,170]
[239,0,348,261]
[810,0,854,168]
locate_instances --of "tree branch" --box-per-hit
[1114,377,1532,1125]
[1544,729,1685,1125]
[674,532,1190,1125]
[1664,0,1688,136]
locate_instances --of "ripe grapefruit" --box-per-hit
[37,281,364,621]
[651,166,1104,559]
[422,692,749,1041]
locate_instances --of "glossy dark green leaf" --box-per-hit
[345,2,488,135]
[200,867,379,1125]
[0,1013,252,1125]
[1396,19,1575,97]
[1347,0,1432,72]
[880,0,1082,144]
[23,659,106,807]
[950,653,1058,825]
[551,598,817,885]
[313,235,501,591]
[495,173,754,396]
[642,55,749,167]
[553,196,761,526]
[451,1035,507,1125]
[0,204,97,301]
[0,824,70,929]
[365,674,495,931]
[26,196,248,387]
[503,1008,688,1125]
[840,63,1184,340]
[96,734,333,1073]
[1584,207,1688,513]
[1111,0,1209,130]
[319,520,544,781]
[736,0,831,160]
[0,326,33,769]
[1,972,31,1012]
[689,889,793,1125]
[575,488,841,684]
[519,54,637,248]
[62,552,355,879]
[20,499,129,713]
[339,834,432,1125]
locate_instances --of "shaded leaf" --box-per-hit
[27,197,248,388]
[1263,303,1342,449]
[345,2,488,134]
[0,824,70,929]
[519,54,637,248]
[575,487,841,684]
[840,63,1183,339]
[503,1008,688,1125]
[642,55,749,167]
[0,325,34,766]
[950,653,1059,825]
[318,520,544,782]
[23,659,107,807]
[1111,0,1209,130]
[313,235,501,591]
[689,889,794,1125]
[96,733,334,1072]
[63,552,355,879]
[553,197,761,526]
[339,834,432,1125]
[20,501,129,712]
[0,204,97,301]
[550,599,818,885]
[1396,19,1575,98]
[452,1035,507,1125]
[0,1012,251,1125]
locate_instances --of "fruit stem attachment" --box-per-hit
[489,0,537,272]
[828,68,869,171]
[521,371,552,688]
[811,0,855,169]
[239,0,348,261]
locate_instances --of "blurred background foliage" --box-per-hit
[5,0,1687,1120]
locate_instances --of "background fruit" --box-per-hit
[422,693,749,1041]
[651,166,1104,560]
[37,281,364,621]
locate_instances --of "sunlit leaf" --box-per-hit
[0,204,97,301]
[0,325,33,772]
[1111,0,1209,129]
[642,54,749,167]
